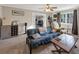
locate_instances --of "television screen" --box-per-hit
[37,20,43,27]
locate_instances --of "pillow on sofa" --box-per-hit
[40,32,47,35]
[32,33,41,39]
[47,27,52,33]
[38,27,46,32]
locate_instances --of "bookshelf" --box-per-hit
[11,25,18,36]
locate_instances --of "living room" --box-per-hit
[0,4,79,54]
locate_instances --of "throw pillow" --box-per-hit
[32,33,41,39]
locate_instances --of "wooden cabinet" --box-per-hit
[11,25,18,36]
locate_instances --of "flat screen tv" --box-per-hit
[37,20,43,27]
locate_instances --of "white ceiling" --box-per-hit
[0,4,79,12]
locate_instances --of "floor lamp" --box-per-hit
[25,23,27,34]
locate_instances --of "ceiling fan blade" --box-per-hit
[50,9,53,11]
[39,4,57,12]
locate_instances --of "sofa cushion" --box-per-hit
[47,27,52,33]
[32,33,41,39]
[40,32,48,36]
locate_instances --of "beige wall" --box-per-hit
[0,7,2,18]
[2,6,32,27]
[1,6,32,34]
[0,6,47,34]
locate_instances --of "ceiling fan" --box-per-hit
[40,4,57,12]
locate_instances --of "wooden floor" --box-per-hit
[0,34,29,54]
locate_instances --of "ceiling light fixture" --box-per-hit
[39,4,57,12]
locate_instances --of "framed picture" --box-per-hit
[12,10,24,16]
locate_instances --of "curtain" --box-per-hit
[72,10,78,35]
[57,13,61,27]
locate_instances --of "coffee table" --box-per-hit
[51,34,78,54]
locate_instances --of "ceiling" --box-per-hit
[0,4,79,12]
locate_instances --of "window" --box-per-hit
[60,13,73,24]
[60,14,66,23]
